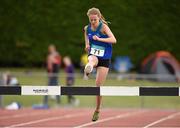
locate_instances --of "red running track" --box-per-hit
[0,108,180,128]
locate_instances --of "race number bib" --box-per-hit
[90,44,105,57]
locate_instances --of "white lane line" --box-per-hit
[74,110,147,128]
[5,112,88,128]
[0,126,179,128]
[143,111,180,128]
[0,110,52,119]
[2,127,77,128]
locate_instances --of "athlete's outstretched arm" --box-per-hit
[93,24,116,44]
[84,26,90,52]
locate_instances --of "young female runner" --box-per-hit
[84,7,116,121]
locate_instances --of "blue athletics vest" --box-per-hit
[87,21,112,59]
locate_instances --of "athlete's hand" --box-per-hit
[93,35,100,41]
[85,45,90,53]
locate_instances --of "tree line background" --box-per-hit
[0,0,179,69]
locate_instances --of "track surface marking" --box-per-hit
[0,108,179,127]
[143,111,180,128]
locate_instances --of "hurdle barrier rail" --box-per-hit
[0,86,180,96]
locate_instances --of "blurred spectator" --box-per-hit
[2,71,19,86]
[0,71,19,108]
[113,56,133,73]
[63,56,79,106]
[80,53,88,79]
[0,75,3,108]
[43,44,61,105]
[0,95,2,108]
[80,53,88,72]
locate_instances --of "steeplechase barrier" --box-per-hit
[0,86,180,96]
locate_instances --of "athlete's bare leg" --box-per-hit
[84,55,98,75]
[95,67,109,112]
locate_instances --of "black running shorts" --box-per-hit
[97,58,111,68]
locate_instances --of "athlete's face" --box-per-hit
[89,14,100,27]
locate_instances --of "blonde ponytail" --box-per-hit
[100,14,109,25]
